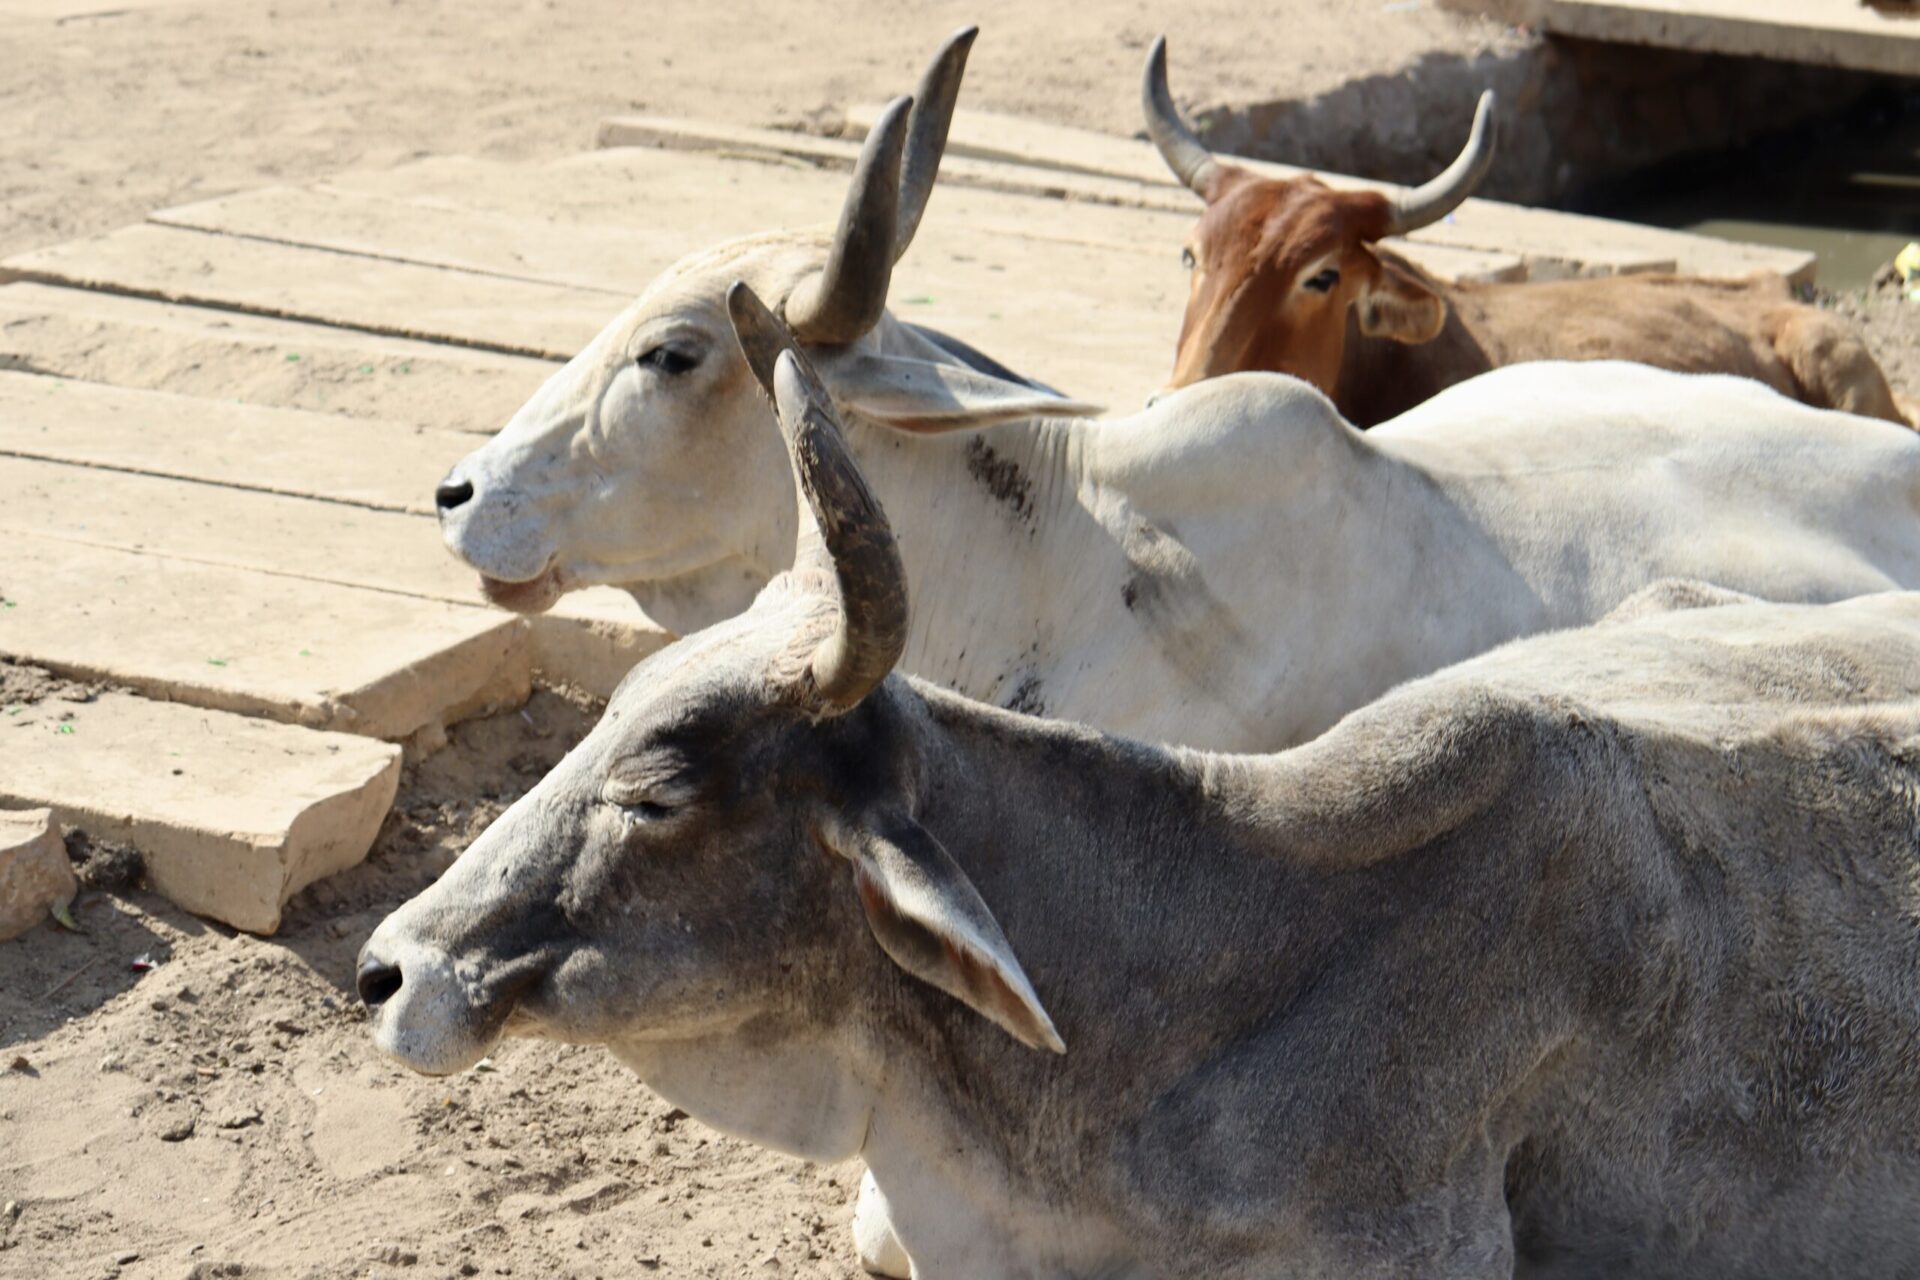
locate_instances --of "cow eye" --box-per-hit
[619,799,674,825]
[637,344,700,377]
[1180,247,1197,271]
[1303,268,1340,293]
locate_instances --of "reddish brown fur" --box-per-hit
[1168,165,1909,430]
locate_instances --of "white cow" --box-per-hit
[437,70,1920,747]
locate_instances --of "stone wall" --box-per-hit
[1184,36,1892,205]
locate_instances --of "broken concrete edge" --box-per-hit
[43,755,400,937]
[0,808,76,942]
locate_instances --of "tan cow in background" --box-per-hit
[1146,39,1910,428]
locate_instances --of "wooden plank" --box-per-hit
[838,103,1817,283]
[0,282,554,435]
[0,370,470,513]
[0,532,531,742]
[1480,0,1920,77]
[0,690,400,935]
[1,224,618,360]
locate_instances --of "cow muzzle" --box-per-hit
[357,930,534,1076]
[434,463,568,613]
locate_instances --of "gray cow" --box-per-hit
[363,295,1920,1279]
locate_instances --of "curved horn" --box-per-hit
[786,96,911,345]
[727,282,908,711]
[895,25,978,259]
[1385,90,1498,237]
[1142,36,1219,198]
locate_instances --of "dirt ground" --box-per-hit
[0,0,1517,265]
[2,684,870,1280]
[4,3,1919,1278]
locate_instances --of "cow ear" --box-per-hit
[1355,253,1447,346]
[820,808,1066,1053]
[816,351,1102,434]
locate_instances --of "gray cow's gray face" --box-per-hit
[359,590,875,1072]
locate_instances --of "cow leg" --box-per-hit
[1769,307,1908,426]
[853,1168,913,1277]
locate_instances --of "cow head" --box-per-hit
[1145,38,1496,396]
[363,286,1063,1090]
[434,27,1095,635]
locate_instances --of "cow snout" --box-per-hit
[435,476,476,512]
[356,950,404,1009]
[356,927,502,1077]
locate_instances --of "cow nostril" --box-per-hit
[357,957,404,1009]
[435,479,475,512]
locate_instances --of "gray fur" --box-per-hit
[365,579,1920,1278]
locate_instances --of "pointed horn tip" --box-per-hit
[1144,35,1168,85]
[944,24,980,48]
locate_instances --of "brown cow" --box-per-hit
[1145,39,1909,428]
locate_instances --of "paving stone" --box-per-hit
[0,808,75,941]
[0,695,401,934]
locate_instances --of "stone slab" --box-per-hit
[1,225,618,360]
[21,151,1180,405]
[0,455,670,697]
[0,808,74,942]
[532,587,669,700]
[594,116,1199,217]
[1452,0,1920,77]
[0,692,401,935]
[0,454,473,601]
[0,370,471,513]
[838,103,1817,283]
[0,282,554,435]
[0,532,531,742]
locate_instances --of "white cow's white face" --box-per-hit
[436,236,826,634]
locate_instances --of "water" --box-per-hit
[1580,87,1920,292]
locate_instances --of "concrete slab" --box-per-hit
[0,692,401,935]
[15,154,1183,404]
[1,225,617,360]
[0,808,74,942]
[0,370,470,513]
[593,116,1199,218]
[0,533,531,742]
[1449,0,1920,77]
[0,282,554,434]
[0,455,471,601]
[0,456,670,697]
[533,588,670,700]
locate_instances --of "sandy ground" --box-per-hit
[2,678,869,1280]
[4,3,1920,1278]
[0,0,1516,264]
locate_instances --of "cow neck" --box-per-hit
[852,685,1355,1246]
[836,405,1106,712]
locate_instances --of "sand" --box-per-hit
[3,3,1917,1277]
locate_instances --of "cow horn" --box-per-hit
[895,25,977,259]
[1142,36,1219,198]
[786,95,911,345]
[727,282,908,711]
[1384,90,1498,237]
